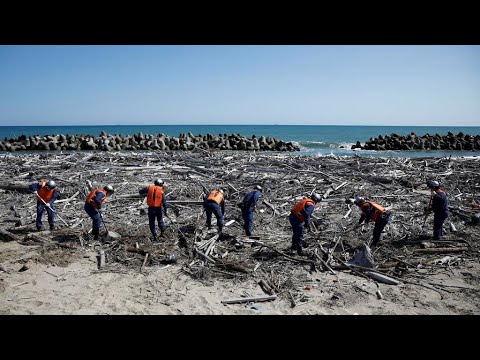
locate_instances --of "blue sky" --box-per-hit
[0,45,479,126]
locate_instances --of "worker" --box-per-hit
[139,179,167,241]
[239,185,263,237]
[84,185,114,240]
[289,193,322,255]
[204,188,225,233]
[354,196,391,246]
[29,180,60,231]
[426,180,449,240]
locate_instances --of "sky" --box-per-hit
[0,45,479,126]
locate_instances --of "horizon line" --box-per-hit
[1,124,479,127]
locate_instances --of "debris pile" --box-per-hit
[0,151,479,310]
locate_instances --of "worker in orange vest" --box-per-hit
[354,196,391,246]
[29,180,60,231]
[139,179,167,241]
[289,193,322,255]
[204,188,225,233]
[84,185,114,240]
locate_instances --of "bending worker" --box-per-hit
[239,185,263,237]
[289,193,322,255]
[139,179,167,241]
[426,180,449,240]
[204,188,225,233]
[29,179,60,231]
[84,185,114,240]
[354,196,391,247]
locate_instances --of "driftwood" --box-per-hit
[414,247,468,254]
[221,294,277,304]
[0,150,479,310]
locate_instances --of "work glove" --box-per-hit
[45,203,51,208]
[304,224,311,232]
[424,206,431,214]
[33,191,38,195]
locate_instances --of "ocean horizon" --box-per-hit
[1,124,480,158]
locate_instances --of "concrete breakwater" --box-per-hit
[351,132,480,151]
[0,131,300,152]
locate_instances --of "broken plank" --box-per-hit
[221,294,277,304]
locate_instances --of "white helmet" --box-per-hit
[311,193,322,203]
[104,185,114,194]
[254,185,263,192]
[427,180,440,189]
[154,179,164,186]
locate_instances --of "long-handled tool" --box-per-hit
[94,208,121,240]
[96,209,110,235]
[35,193,69,227]
[165,213,187,238]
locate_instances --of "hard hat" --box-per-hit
[427,180,440,189]
[154,178,164,186]
[254,185,263,192]
[311,193,322,203]
[218,189,224,194]
[354,196,365,205]
[104,185,114,194]
[46,180,56,189]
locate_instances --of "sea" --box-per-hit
[1,125,479,158]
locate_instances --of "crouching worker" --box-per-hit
[204,188,225,233]
[84,185,114,240]
[29,180,60,231]
[139,179,167,241]
[289,193,322,255]
[354,196,391,247]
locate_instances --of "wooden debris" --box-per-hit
[221,294,277,304]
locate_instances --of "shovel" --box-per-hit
[35,193,69,227]
[96,209,121,241]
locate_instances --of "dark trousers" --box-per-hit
[289,213,304,249]
[36,202,54,229]
[242,208,254,236]
[148,206,165,235]
[372,211,391,246]
[84,203,101,235]
[205,201,224,228]
[433,211,448,240]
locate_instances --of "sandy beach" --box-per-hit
[1,151,479,315]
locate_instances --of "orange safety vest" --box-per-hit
[291,198,316,223]
[361,201,385,221]
[207,190,224,205]
[37,182,55,203]
[147,185,164,207]
[85,188,107,209]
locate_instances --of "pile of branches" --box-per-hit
[0,150,479,305]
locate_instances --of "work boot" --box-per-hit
[49,224,55,231]
[297,246,306,256]
[37,227,44,232]
[218,225,223,234]
[93,230,99,240]
[152,233,158,242]
[206,223,212,230]
[160,230,165,238]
